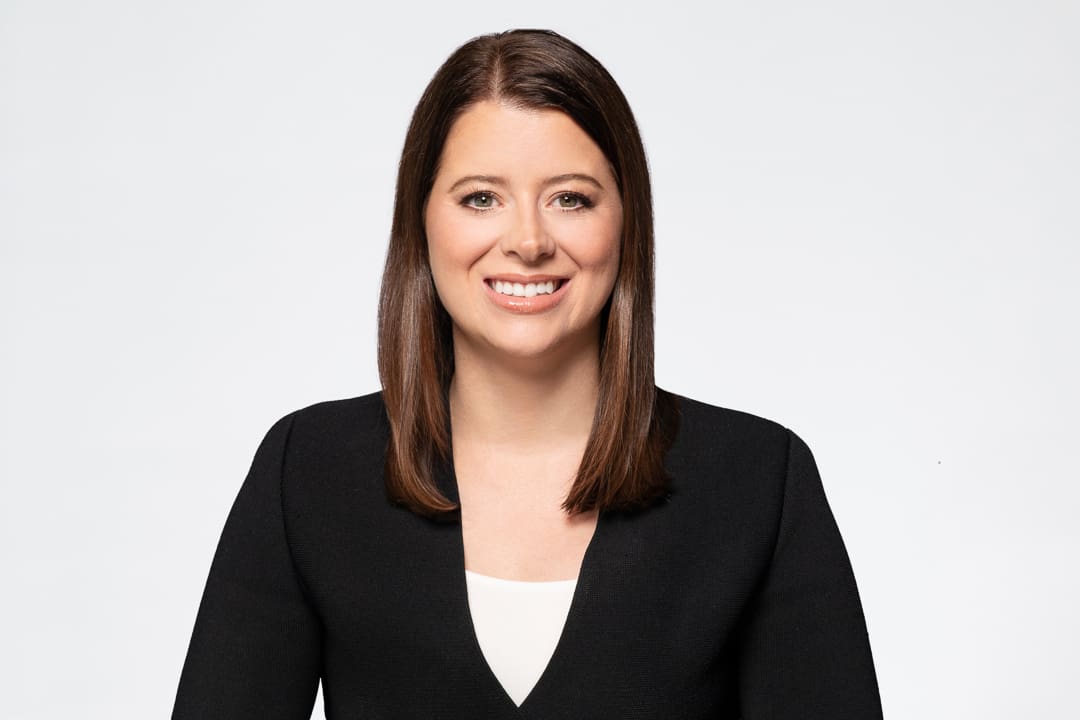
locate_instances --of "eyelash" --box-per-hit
[459,189,594,214]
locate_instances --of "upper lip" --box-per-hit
[484,274,568,283]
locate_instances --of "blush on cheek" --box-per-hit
[427,213,499,268]
[568,233,620,283]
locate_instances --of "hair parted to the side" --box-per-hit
[377,28,679,520]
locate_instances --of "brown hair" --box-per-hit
[377,29,679,519]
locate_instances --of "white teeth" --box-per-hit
[491,280,560,297]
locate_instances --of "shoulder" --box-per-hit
[660,388,813,506]
[288,389,387,430]
[246,391,392,513]
[258,390,389,462]
[663,387,796,456]
[284,389,385,424]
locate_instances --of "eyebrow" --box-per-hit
[446,173,605,194]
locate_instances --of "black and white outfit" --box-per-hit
[172,389,883,719]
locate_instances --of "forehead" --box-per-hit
[437,100,611,180]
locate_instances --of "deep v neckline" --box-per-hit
[433,419,608,715]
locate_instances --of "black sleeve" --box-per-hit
[737,429,883,719]
[172,412,322,720]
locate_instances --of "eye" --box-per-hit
[553,192,592,211]
[462,191,498,211]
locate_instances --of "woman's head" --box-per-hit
[425,99,624,364]
[379,29,677,518]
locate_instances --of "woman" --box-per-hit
[172,29,882,718]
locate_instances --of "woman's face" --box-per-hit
[425,100,622,364]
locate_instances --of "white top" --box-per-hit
[464,569,578,706]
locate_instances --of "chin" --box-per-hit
[476,325,584,362]
[453,320,594,365]
[485,336,561,361]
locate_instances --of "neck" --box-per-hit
[448,329,601,450]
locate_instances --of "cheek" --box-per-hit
[425,206,490,291]
[566,214,622,288]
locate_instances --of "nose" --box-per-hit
[499,203,555,264]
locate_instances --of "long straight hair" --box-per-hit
[378,29,679,519]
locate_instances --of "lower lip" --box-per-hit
[484,280,569,313]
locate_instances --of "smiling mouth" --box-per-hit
[484,278,567,297]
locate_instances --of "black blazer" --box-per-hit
[172,389,882,718]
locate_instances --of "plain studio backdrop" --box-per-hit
[1,1,1076,718]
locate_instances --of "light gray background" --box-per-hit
[2,1,1077,718]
